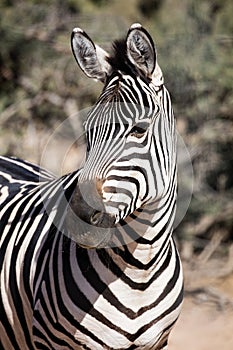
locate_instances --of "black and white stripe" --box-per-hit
[0,24,183,349]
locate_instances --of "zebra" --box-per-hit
[0,24,183,349]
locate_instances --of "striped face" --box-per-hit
[68,24,176,247]
[82,77,165,221]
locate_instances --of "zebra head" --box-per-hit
[66,24,176,248]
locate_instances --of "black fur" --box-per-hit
[107,39,138,75]
[107,38,152,84]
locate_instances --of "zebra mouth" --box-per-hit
[65,200,116,249]
[65,212,115,249]
[64,180,116,248]
[74,229,114,249]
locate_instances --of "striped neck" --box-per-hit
[105,185,177,276]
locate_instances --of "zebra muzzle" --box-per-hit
[65,180,116,248]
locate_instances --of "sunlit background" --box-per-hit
[0,0,232,348]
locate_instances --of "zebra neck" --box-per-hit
[110,187,177,270]
[100,233,176,287]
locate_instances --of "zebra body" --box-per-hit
[0,24,183,349]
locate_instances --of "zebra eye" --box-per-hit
[128,123,148,138]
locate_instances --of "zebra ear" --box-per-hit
[71,28,111,83]
[126,23,156,78]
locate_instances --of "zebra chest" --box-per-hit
[33,254,179,350]
[76,288,170,349]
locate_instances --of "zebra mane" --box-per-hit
[107,38,152,84]
[107,38,137,75]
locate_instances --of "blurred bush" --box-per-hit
[0,0,232,258]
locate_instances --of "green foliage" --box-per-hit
[138,0,162,18]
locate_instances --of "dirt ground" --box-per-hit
[170,298,233,349]
[169,258,233,349]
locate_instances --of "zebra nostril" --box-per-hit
[90,211,103,226]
